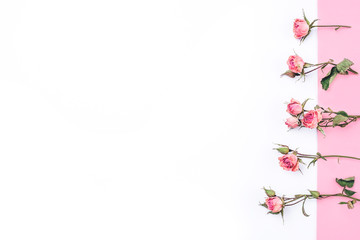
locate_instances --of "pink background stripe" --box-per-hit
[318,0,360,239]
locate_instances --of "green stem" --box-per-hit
[297,154,317,159]
[304,65,324,74]
[320,193,360,202]
[318,115,359,128]
[284,195,305,204]
[322,155,360,161]
[308,62,331,67]
[285,197,306,206]
[312,25,351,28]
[304,61,336,75]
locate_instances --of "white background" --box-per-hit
[0,0,318,239]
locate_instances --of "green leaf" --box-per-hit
[302,198,310,217]
[321,67,338,90]
[333,114,349,126]
[298,158,305,165]
[339,202,348,204]
[316,152,327,161]
[259,202,268,208]
[309,19,319,28]
[302,9,310,25]
[308,190,320,199]
[317,127,325,136]
[336,111,349,117]
[344,189,356,197]
[307,158,318,169]
[301,29,311,43]
[344,177,355,188]
[349,68,358,74]
[281,70,300,78]
[301,98,311,109]
[336,178,347,187]
[336,58,354,74]
[303,63,313,68]
[267,211,280,215]
[336,177,355,188]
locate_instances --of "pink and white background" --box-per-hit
[0,0,357,239]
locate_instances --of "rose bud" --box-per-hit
[278,153,299,172]
[293,19,310,39]
[285,117,300,129]
[265,196,283,213]
[347,200,355,209]
[309,190,320,199]
[264,188,276,197]
[287,55,305,73]
[287,98,303,116]
[302,109,323,129]
[276,146,290,154]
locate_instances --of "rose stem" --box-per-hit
[304,65,324,74]
[321,155,360,161]
[296,152,360,162]
[320,193,360,202]
[284,194,360,207]
[304,62,336,74]
[312,25,351,28]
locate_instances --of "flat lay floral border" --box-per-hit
[261,10,358,221]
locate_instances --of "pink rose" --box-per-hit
[287,98,303,116]
[285,117,300,129]
[293,19,309,39]
[302,109,323,129]
[278,153,299,172]
[265,197,283,213]
[287,55,305,73]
